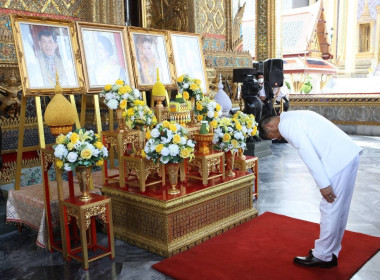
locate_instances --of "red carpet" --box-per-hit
[153,212,380,280]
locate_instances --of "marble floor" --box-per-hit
[0,135,379,280]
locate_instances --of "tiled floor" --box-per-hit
[0,135,379,280]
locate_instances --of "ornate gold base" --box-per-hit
[49,125,73,136]
[102,173,256,257]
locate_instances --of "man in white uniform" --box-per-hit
[258,111,362,268]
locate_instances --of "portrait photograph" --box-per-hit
[77,22,135,93]
[128,27,175,90]
[11,15,84,95]
[170,32,208,94]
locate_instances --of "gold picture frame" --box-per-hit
[76,21,135,94]
[169,31,209,94]
[11,15,85,96]
[128,26,176,91]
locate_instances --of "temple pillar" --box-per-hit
[255,0,276,61]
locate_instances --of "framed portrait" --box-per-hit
[76,22,135,93]
[170,31,209,94]
[10,15,85,96]
[128,27,175,91]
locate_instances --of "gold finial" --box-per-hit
[54,70,63,95]
[156,68,160,82]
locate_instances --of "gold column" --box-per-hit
[255,0,276,61]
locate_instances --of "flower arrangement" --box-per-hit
[100,79,141,110]
[54,128,108,171]
[177,74,204,102]
[125,100,157,130]
[143,121,195,164]
[212,117,247,152]
[232,111,259,137]
[195,97,223,128]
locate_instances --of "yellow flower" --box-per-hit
[223,133,231,142]
[177,75,184,83]
[95,133,100,140]
[197,115,203,121]
[104,84,112,91]
[173,134,181,144]
[81,149,92,159]
[125,85,132,93]
[118,86,127,95]
[162,121,170,128]
[156,144,164,153]
[169,124,177,132]
[183,91,189,100]
[210,120,218,128]
[194,79,201,85]
[94,141,104,150]
[134,100,144,106]
[247,122,253,129]
[236,123,242,131]
[56,159,63,169]
[70,133,79,144]
[67,142,74,151]
[152,116,157,124]
[56,134,66,144]
[190,84,198,90]
[214,112,218,118]
[127,108,134,116]
[216,104,221,112]
[180,148,190,158]
[141,150,146,158]
[196,102,203,111]
[122,111,127,117]
[251,126,258,136]
[115,79,124,85]
[145,130,151,139]
[96,159,104,166]
[231,139,239,148]
[119,99,127,109]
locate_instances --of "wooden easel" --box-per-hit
[14,94,102,190]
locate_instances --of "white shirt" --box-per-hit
[274,86,289,102]
[279,110,362,189]
[259,84,266,97]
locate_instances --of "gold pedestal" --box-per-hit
[234,156,259,198]
[102,172,257,257]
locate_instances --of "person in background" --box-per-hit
[258,111,362,268]
[273,78,290,114]
[256,71,274,116]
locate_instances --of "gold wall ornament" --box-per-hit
[255,0,276,61]
[144,0,189,32]
[0,70,22,118]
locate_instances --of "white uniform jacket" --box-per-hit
[279,111,363,189]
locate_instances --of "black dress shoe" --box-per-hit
[294,250,338,268]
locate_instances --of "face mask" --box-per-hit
[258,78,264,83]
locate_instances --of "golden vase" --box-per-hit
[167,163,180,195]
[225,150,236,178]
[116,108,126,132]
[75,165,92,201]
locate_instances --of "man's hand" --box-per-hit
[259,96,266,101]
[320,186,336,203]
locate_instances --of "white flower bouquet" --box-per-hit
[232,111,259,138]
[125,100,158,130]
[177,74,204,101]
[53,128,108,171]
[143,121,195,164]
[195,97,223,128]
[212,117,247,152]
[100,79,141,110]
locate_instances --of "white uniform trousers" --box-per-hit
[312,154,360,262]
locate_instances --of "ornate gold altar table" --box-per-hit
[102,171,257,257]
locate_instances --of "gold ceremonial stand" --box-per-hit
[62,193,115,270]
[234,156,259,198]
[187,151,225,186]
